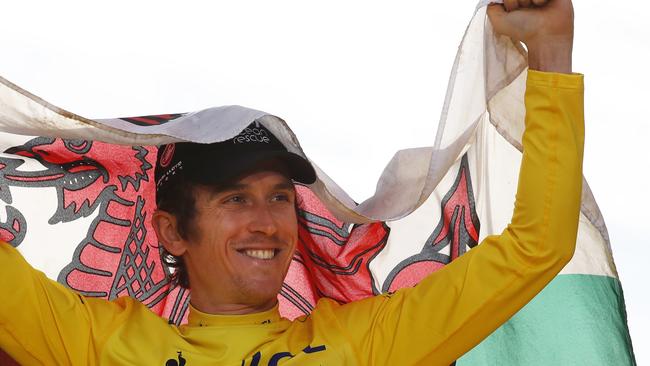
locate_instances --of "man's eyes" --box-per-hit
[223,194,246,204]
[221,192,294,204]
[272,193,293,202]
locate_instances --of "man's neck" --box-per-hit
[189,290,277,315]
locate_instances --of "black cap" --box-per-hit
[154,122,316,200]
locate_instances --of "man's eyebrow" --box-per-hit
[210,180,295,194]
[273,181,296,191]
[216,183,247,192]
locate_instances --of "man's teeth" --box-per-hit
[244,249,276,260]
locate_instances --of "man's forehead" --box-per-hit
[235,159,293,183]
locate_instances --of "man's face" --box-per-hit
[181,167,298,312]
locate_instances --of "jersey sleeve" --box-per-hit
[331,70,585,365]
[0,241,134,365]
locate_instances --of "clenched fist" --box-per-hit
[488,0,574,73]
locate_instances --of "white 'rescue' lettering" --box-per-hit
[233,128,270,144]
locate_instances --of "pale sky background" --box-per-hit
[1,0,648,363]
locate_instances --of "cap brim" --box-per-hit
[187,150,317,186]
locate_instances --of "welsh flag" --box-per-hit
[0,2,635,365]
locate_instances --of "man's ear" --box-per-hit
[152,210,187,257]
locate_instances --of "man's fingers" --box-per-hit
[513,0,549,9]
[503,0,520,12]
[504,0,548,12]
[487,4,519,38]
[518,0,533,8]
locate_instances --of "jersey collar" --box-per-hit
[187,303,282,327]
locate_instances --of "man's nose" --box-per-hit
[247,203,278,236]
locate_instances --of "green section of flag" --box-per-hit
[458,274,636,365]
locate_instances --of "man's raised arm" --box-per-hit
[328,1,584,364]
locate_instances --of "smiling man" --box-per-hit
[0,0,585,365]
[152,126,315,316]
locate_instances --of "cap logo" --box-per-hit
[160,144,176,168]
[233,127,270,144]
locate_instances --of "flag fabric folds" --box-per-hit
[0,1,635,365]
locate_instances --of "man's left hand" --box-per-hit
[488,0,574,73]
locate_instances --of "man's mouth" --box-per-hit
[240,249,279,260]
